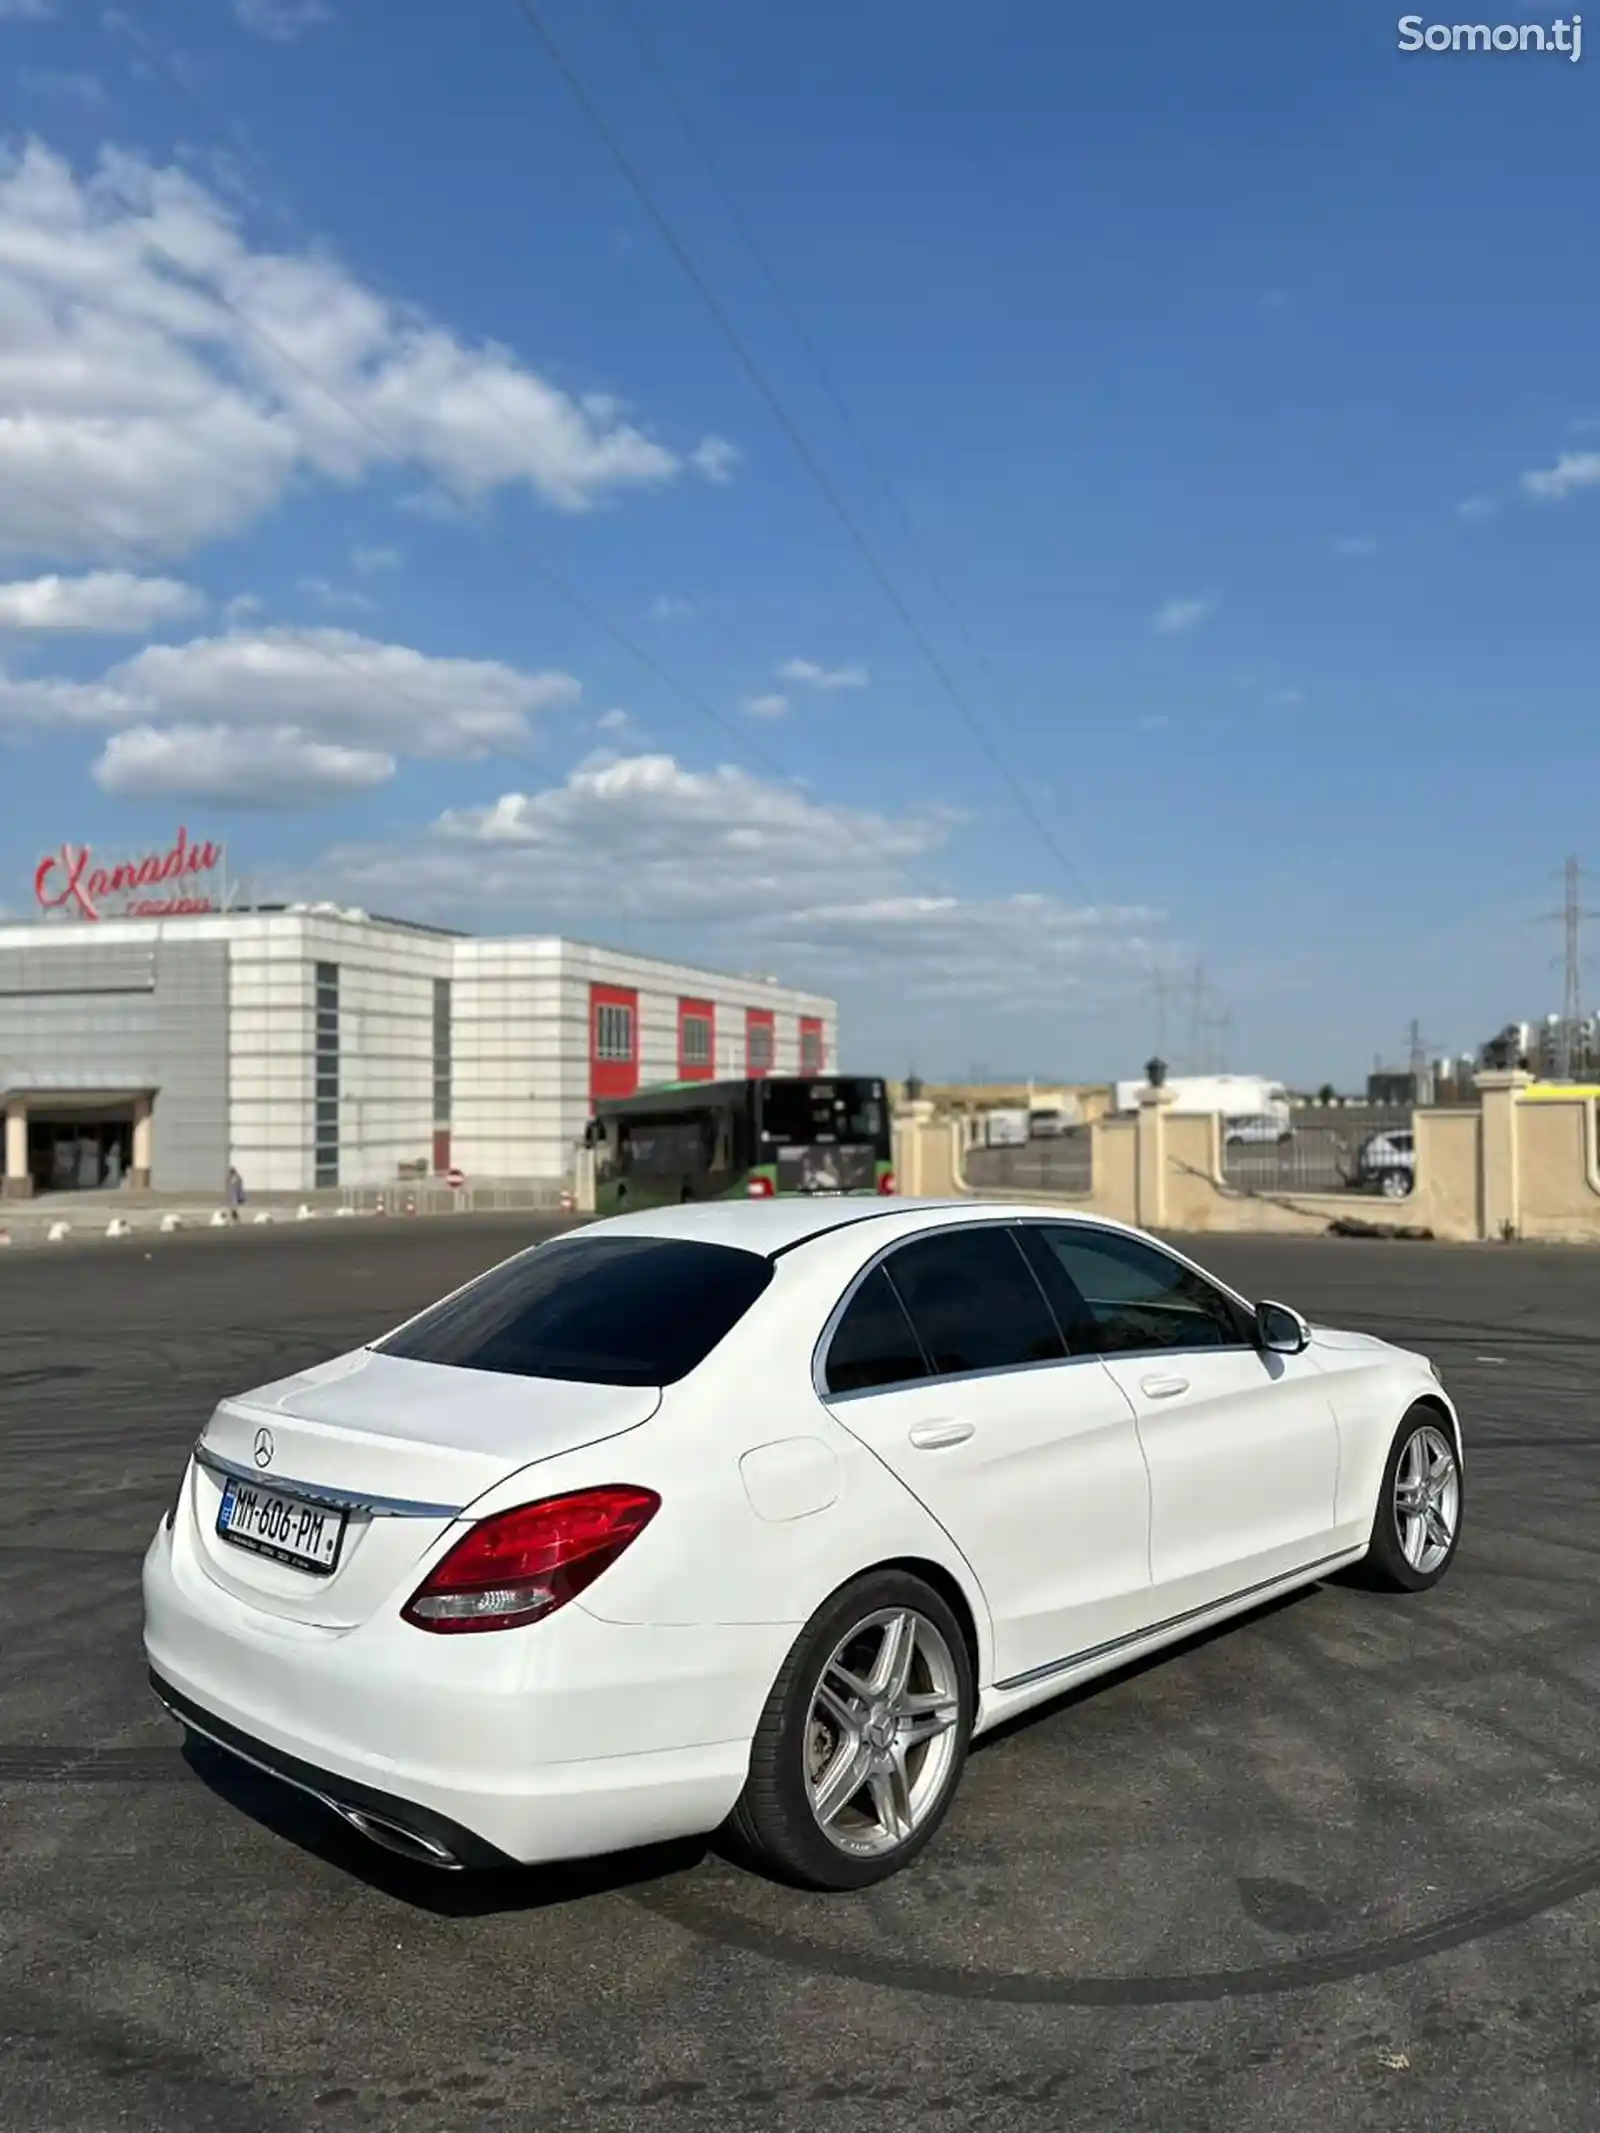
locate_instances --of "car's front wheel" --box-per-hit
[729,1570,975,1890]
[1353,1405,1463,1592]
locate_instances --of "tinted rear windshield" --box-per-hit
[376,1235,774,1387]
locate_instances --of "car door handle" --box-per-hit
[1140,1374,1190,1399]
[908,1420,975,1450]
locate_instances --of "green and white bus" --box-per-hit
[586,1076,893,1213]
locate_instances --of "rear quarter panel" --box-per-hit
[450,1257,998,1685]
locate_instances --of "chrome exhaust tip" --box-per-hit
[332,1803,463,1870]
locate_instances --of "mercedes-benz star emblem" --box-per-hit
[252,1427,274,1470]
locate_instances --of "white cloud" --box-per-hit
[0,625,580,761]
[743,692,788,719]
[1273,687,1306,707]
[232,0,333,40]
[307,750,1165,1006]
[1153,596,1215,636]
[1457,495,1499,524]
[1332,535,1376,557]
[225,592,263,621]
[297,574,375,614]
[649,593,695,622]
[0,1,57,18]
[350,543,400,576]
[94,722,391,806]
[0,570,201,631]
[1521,452,1600,501]
[777,657,869,691]
[0,142,734,566]
[596,707,632,734]
[690,435,740,485]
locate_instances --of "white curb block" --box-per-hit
[106,1217,133,1238]
[210,1209,231,1227]
[47,1220,72,1242]
[253,1211,274,1224]
[295,1203,315,1221]
[159,1213,184,1232]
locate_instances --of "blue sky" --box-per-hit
[0,0,1596,1084]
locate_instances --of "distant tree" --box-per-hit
[1316,1082,1336,1106]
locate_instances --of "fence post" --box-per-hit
[1135,1084,1175,1231]
[1475,1069,1531,1240]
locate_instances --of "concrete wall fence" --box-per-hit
[892,1071,1600,1244]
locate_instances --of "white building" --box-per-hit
[0,901,838,1197]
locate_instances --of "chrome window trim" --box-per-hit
[194,1443,464,1520]
[811,1212,1257,1403]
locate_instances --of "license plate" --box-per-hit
[217,1477,347,1575]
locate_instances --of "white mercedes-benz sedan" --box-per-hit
[143,1198,1464,1891]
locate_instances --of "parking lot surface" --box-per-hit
[4,1217,1600,2132]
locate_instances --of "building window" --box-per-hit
[432,977,451,1127]
[595,1001,634,1062]
[682,1013,712,1068]
[314,961,339,1188]
[800,1021,824,1074]
[748,1017,774,1072]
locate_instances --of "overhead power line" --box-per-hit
[610,0,1106,905]
[505,0,1119,925]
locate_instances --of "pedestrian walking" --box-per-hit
[225,1165,246,1223]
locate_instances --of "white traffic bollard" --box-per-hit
[295,1203,314,1221]
[106,1217,133,1239]
[47,1220,72,1244]
[159,1213,184,1233]
[210,1209,230,1227]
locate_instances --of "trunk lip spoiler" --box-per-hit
[193,1442,466,1521]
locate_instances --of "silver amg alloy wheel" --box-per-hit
[1393,1422,1460,1575]
[802,1607,963,1858]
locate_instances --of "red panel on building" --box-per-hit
[799,1016,825,1075]
[431,1129,451,1175]
[678,997,715,1081]
[745,1006,776,1079]
[590,982,639,1103]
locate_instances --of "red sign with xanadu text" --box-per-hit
[34,827,224,922]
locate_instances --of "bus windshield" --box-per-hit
[757,1079,886,1148]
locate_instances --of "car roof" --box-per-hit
[573,1196,1152,1260]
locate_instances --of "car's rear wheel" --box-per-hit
[1352,1405,1463,1592]
[729,1570,975,1890]
[1380,1169,1412,1199]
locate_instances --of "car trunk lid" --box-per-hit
[187,1347,662,1628]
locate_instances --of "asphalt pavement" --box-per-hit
[4,1217,1600,2132]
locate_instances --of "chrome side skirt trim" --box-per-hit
[992,1547,1359,1695]
[194,1443,464,1520]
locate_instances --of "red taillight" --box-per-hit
[878,1171,897,1195]
[747,1175,774,1198]
[401,1485,660,1635]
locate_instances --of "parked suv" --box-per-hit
[1353,1127,1414,1198]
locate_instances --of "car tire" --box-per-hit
[1348,1404,1463,1593]
[728,1569,975,1891]
[1379,1169,1412,1199]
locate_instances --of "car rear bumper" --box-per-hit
[143,1517,778,1868]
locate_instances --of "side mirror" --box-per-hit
[1257,1300,1311,1355]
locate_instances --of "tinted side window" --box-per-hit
[885,1227,1067,1377]
[1030,1228,1244,1355]
[823,1266,929,1396]
[377,1236,772,1386]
